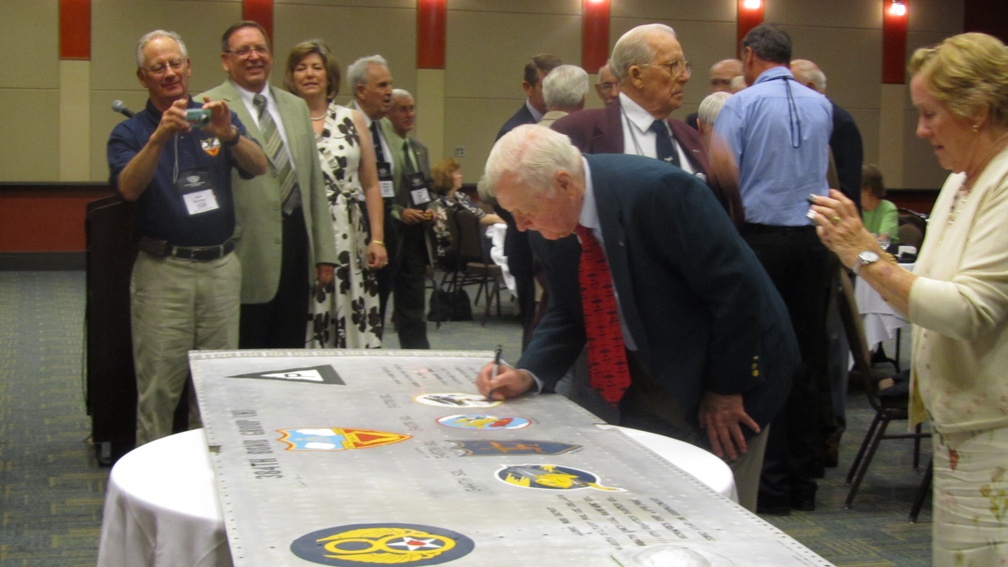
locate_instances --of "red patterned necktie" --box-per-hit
[574,224,631,405]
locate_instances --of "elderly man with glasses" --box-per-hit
[108,29,268,445]
[552,23,742,228]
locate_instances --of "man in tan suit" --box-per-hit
[201,21,336,348]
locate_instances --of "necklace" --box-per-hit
[311,113,326,121]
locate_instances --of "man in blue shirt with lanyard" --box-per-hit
[711,23,834,515]
[108,30,267,445]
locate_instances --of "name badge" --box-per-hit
[176,168,220,215]
[407,172,432,206]
[376,161,395,198]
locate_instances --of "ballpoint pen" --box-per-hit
[487,344,503,401]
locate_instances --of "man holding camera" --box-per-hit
[108,30,267,445]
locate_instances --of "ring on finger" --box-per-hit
[830,215,841,225]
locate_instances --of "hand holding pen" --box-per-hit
[477,345,534,401]
[486,345,503,401]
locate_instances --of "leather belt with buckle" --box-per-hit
[139,237,235,262]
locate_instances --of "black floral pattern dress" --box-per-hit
[306,103,383,348]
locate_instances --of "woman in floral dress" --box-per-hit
[285,40,386,347]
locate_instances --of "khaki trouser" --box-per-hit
[131,251,240,446]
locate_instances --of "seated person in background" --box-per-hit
[860,164,899,249]
[429,158,503,264]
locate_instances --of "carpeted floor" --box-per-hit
[0,270,931,566]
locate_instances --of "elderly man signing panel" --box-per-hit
[474,125,797,512]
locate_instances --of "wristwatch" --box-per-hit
[851,250,879,275]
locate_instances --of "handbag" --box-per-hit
[428,288,472,322]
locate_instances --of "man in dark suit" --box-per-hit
[475,125,797,512]
[381,88,432,349]
[495,53,563,350]
[201,21,336,349]
[552,24,743,228]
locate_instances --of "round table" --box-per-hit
[97,426,736,567]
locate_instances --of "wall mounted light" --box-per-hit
[742,0,762,9]
[888,0,907,17]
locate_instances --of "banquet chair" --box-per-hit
[454,208,504,325]
[835,270,931,511]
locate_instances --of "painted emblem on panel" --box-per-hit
[278,428,410,451]
[228,365,344,385]
[450,440,582,456]
[496,464,624,492]
[290,523,475,566]
[414,393,500,408]
[436,414,531,431]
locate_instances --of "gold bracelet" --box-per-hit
[371,240,385,246]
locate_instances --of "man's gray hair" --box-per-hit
[482,125,582,200]
[347,55,389,91]
[790,59,827,93]
[136,30,187,69]
[392,88,413,102]
[610,24,676,83]
[543,65,589,110]
[697,91,731,127]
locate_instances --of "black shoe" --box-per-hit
[791,484,817,512]
[757,494,792,516]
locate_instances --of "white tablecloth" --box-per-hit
[487,222,516,296]
[855,263,913,347]
[96,426,736,567]
[96,429,231,567]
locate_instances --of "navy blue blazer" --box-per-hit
[517,154,797,435]
[496,102,537,141]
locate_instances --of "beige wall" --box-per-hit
[0,0,966,193]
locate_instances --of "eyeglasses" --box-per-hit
[648,59,692,78]
[143,58,185,76]
[598,82,617,91]
[224,45,269,59]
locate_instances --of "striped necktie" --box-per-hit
[253,94,300,215]
[574,224,631,405]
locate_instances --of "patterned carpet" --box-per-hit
[0,270,931,566]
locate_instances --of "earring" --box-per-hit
[973,124,980,133]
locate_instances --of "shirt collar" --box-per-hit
[619,92,663,135]
[753,65,794,86]
[525,99,544,123]
[577,157,599,231]
[233,80,273,111]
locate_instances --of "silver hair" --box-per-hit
[790,59,827,93]
[482,124,582,200]
[136,30,188,69]
[391,88,413,102]
[697,91,732,127]
[347,55,389,91]
[610,24,676,83]
[543,65,589,110]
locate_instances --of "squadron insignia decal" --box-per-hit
[228,365,344,385]
[436,414,531,431]
[278,428,410,451]
[450,440,582,456]
[414,393,500,408]
[290,523,475,566]
[496,464,624,492]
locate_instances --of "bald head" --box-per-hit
[790,59,826,93]
[709,59,743,93]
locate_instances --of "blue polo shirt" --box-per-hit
[714,66,833,226]
[108,98,253,246]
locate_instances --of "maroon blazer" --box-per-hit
[551,100,743,228]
